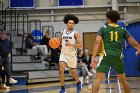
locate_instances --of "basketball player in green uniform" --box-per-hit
[91,10,140,93]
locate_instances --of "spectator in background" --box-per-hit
[84,48,96,74]
[0,55,10,89]
[25,33,34,49]
[40,31,51,53]
[32,31,50,56]
[0,32,17,87]
[83,48,92,70]
[77,50,93,79]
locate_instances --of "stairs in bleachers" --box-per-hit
[11,39,72,84]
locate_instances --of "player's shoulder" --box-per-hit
[100,24,107,29]
[98,25,106,32]
[74,29,80,34]
[61,29,66,34]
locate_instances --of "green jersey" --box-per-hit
[97,24,131,57]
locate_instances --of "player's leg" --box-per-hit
[92,72,105,93]
[92,56,111,93]
[70,68,82,93]
[112,56,131,93]
[59,61,67,93]
[67,55,82,92]
[117,74,131,93]
[67,55,80,83]
[59,61,67,87]
[69,68,80,83]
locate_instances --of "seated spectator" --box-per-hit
[25,33,34,49]
[84,48,96,74]
[32,31,50,56]
[0,32,17,88]
[40,31,51,53]
[77,50,93,78]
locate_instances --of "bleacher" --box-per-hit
[0,1,73,84]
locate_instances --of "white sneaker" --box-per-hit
[1,84,10,89]
[91,69,96,74]
[88,72,93,76]
[9,78,18,84]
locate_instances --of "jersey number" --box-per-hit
[110,31,118,41]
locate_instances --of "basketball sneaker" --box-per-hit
[9,78,18,84]
[60,88,66,93]
[77,81,82,93]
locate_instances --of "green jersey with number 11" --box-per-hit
[97,24,131,57]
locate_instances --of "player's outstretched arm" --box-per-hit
[128,37,140,53]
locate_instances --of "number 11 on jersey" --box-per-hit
[110,31,118,42]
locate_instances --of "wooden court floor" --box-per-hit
[0,77,140,93]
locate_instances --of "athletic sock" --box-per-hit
[61,86,65,89]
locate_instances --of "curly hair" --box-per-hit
[63,14,79,24]
[106,10,120,23]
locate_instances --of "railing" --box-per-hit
[17,13,29,55]
[17,13,29,35]
[0,1,4,22]
[29,20,42,43]
[42,26,54,37]
[4,7,16,31]
[21,33,28,55]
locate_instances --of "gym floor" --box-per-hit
[0,77,140,93]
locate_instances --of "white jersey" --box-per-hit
[61,29,77,55]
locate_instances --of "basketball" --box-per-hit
[49,38,60,49]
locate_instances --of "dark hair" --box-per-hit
[27,33,33,39]
[106,10,120,23]
[63,14,79,24]
[45,31,49,34]
[77,49,82,55]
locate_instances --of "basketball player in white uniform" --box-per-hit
[59,14,82,93]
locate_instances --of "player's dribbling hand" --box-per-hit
[91,57,98,70]
[65,41,72,46]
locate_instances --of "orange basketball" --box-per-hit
[49,38,60,49]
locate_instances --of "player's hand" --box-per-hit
[2,66,4,70]
[80,60,83,64]
[135,51,139,56]
[65,41,72,46]
[91,57,98,70]
[8,53,11,58]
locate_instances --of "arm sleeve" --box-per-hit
[40,37,44,45]
[97,26,104,37]
[123,30,132,40]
